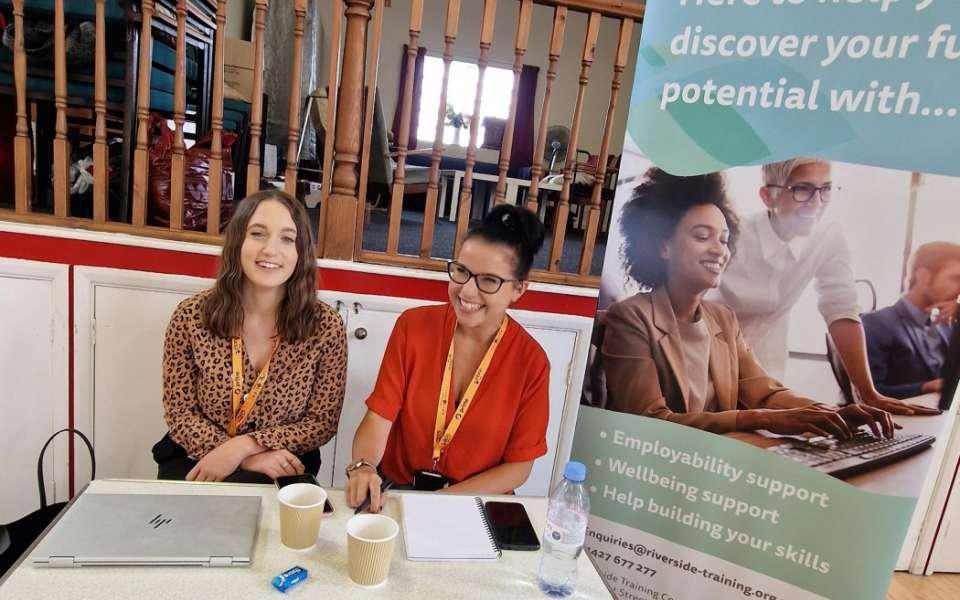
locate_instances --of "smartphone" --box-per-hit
[484,501,540,551]
[275,473,334,514]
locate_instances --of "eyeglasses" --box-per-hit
[447,261,518,294]
[766,183,836,203]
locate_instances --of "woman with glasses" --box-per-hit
[711,158,938,416]
[345,204,549,511]
[603,167,894,437]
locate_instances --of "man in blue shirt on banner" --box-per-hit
[862,242,960,399]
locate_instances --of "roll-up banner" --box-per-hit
[574,1,960,598]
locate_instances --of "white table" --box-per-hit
[445,171,563,222]
[0,479,612,599]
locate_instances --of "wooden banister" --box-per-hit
[322,0,374,260]
[386,0,424,255]
[526,6,566,210]
[132,0,156,226]
[169,0,188,230]
[354,0,385,256]
[578,17,633,275]
[207,0,227,234]
[418,0,461,259]
[245,0,269,195]
[92,0,108,222]
[453,0,498,256]
[532,0,643,19]
[494,0,532,204]
[284,0,308,197]
[52,0,70,218]
[547,11,600,272]
[318,0,344,255]
[12,0,31,213]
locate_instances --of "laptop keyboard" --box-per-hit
[768,430,935,478]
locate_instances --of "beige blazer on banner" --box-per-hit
[601,287,815,433]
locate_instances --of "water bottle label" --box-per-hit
[544,517,587,549]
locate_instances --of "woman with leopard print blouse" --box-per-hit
[152,190,347,483]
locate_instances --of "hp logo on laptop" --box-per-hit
[148,514,174,529]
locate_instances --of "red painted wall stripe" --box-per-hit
[0,231,599,316]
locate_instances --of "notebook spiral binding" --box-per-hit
[475,498,503,558]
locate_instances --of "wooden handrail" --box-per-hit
[453,0,498,257]
[132,0,156,227]
[319,0,345,255]
[386,0,424,254]
[419,0,461,259]
[53,0,70,218]
[169,0,188,231]
[548,11,600,272]
[12,0,31,213]
[284,0,309,197]
[207,0,227,234]
[533,0,643,19]
[494,0,533,204]
[354,0,386,256]
[0,0,638,290]
[526,6,566,209]
[93,0,108,222]
[322,0,374,260]
[245,0,269,195]
[578,17,633,275]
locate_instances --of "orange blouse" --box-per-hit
[366,304,550,485]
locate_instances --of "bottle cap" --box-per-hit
[564,461,586,482]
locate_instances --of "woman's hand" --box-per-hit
[345,466,383,512]
[858,389,941,416]
[240,449,305,480]
[741,406,854,439]
[186,435,256,482]
[834,403,898,439]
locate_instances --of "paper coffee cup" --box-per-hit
[346,513,399,586]
[277,483,327,550]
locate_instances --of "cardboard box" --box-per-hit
[224,38,255,103]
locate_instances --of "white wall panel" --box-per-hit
[0,258,68,522]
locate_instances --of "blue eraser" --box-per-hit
[271,566,308,592]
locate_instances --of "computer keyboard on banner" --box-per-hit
[768,430,935,479]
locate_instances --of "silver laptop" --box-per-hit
[31,493,261,568]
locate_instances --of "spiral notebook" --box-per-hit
[400,494,501,561]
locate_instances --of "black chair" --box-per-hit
[0,428,95,578]
[825,332,855,406]
[824,279,878,406]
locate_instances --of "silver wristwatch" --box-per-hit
[344,459,376,478]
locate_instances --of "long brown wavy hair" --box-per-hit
[202,190,318,342]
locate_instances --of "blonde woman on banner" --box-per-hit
[602,168,895,437]
[712,158,939,416]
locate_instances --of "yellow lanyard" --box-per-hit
[432,318,509,466]
[229,336,280,437]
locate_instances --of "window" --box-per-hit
[416,56,514,146]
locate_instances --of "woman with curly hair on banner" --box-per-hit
[601,167,894,438]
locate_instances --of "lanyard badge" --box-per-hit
[431,318,509,469]
[228,336,280,436]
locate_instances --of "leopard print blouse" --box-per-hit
[162,291,347,457]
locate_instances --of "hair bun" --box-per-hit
[484,204,546,256]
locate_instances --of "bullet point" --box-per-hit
[600,431,607,439]
[594,459,602,467]
[590,486,597,494]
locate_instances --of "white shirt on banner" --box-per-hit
[709,210,861,380]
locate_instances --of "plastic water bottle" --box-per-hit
[538,461,590,598]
